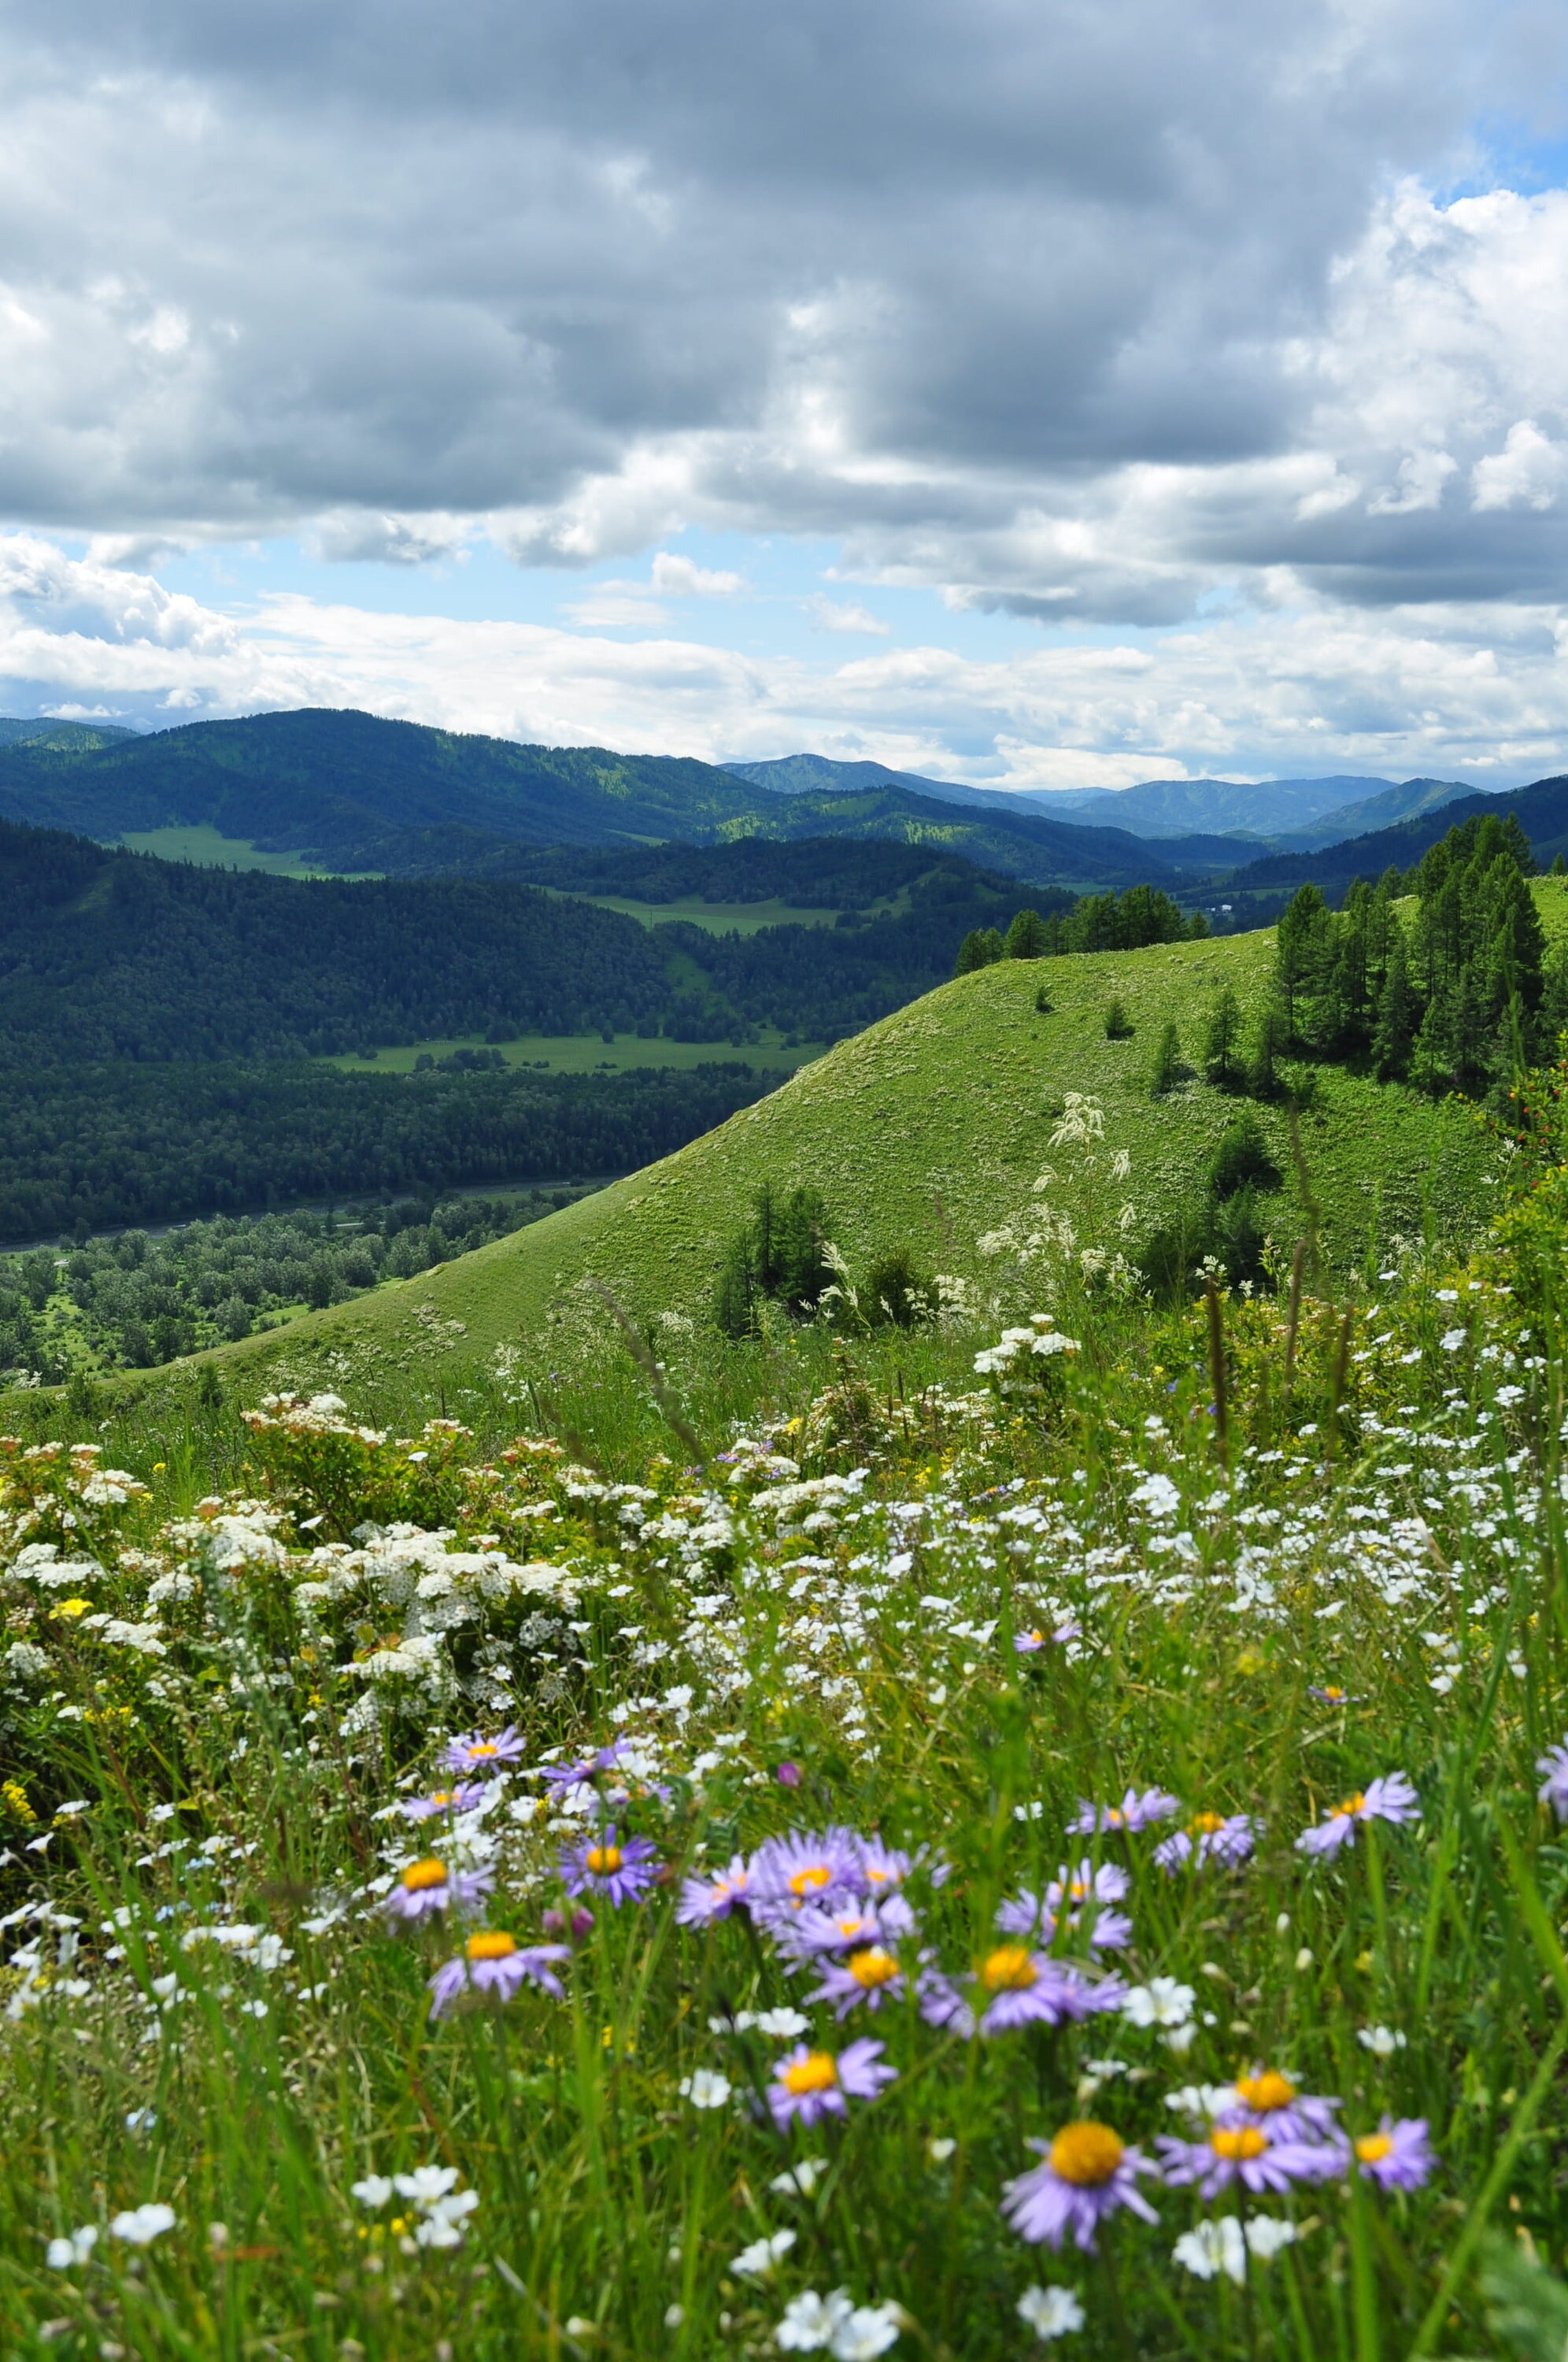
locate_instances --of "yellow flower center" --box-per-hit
[1321,1686,1347,1703]
[585,1845,623,1875]
[1048,2123,1124,2186]
[1235,2071,1296,2114]
[981,1944,1038,1994]
[847,1947,900,1990]
[1333,1791,1366,1820]
[1355,2132,1393,2164]
[401,1858,449,1892]
[1068,1879,1089,1901]
[466,1931,517,1962]
[1190,1812,1226,1836]
[1025,1628,1045,1645]
[780,2051,839,2096]
[788,1864,833,1897]
[1104,1809,1126,1828]
[1211,2127,1269,2162]
[467,1742,499,1758]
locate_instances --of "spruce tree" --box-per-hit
[1272,883,1331,1047]
[1149,1019,1182,1097]
[1004,908,1052,958]
[1200,986,1244,1090]
[1370,920,1417,1080]
[1246,996,1286,1099]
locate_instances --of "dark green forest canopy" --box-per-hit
[0,817,1030,1058]
[0,1060,771,1240]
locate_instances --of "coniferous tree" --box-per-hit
[1149,1019,1182,1097]
[1371,920,1417,1080]
[954,928,1004,976]
[1272,883,1332,1048]
[1004,908,1052,958]
[1201,987,1244,1090]
[1246,996,1287,1099]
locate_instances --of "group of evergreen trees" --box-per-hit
[1140,815,1564,1113]
[1268,814,1562,1097]
[955,885,1206,975]
[0,1190,579,1380]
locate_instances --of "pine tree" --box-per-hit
[1246,996,1287,1099]
[1004,908,1052,958]
[1201,987,1244,1090]
[1104,997,1133,1039]
[1148,1019,1182,1097]
[1370,920,1417,1080]
[1272,883,1332,1049]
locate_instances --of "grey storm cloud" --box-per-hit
[0,0,1564,616]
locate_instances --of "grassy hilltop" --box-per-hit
[194,921,1496,1405]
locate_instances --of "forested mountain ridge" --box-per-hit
[0,706,1248,890]
[1230,772,1568,895]
[0,815,1037,1061]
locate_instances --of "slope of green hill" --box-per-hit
[187,925,1500,1401]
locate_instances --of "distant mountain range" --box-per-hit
[724,751,1481,846]
[0,709,1256,895]
[0,709,1535,907]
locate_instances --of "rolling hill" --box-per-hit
[0,708,1244,894]
[157,924,1500,1405]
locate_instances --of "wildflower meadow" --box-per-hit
[2,1075,1567,2357]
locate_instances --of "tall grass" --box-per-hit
[0,1187,1564,2357]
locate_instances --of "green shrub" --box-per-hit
[1104,997,1133,1039]
[1207,1108,1281,1199]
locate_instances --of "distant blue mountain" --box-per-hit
[726,753,1486,847]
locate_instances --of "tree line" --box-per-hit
[0,1061,770,1240]
[0,1190,585,1380]
[954,883,1206,971]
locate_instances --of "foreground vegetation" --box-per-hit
[1,1036,1566,2354]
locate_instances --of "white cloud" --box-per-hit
[1471,419,1568,512]
[805,595,891,635]
[649,552,745,596]
[1,534,1565,788]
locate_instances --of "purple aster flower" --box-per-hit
[1537,1740,1568,1823]
[1156,2124,1342,2198]
[442,1726,527,1776]
[978,1948,1125,2035]
[1354,2116,1434,2191]
[775,1761,803,1789]
[539,1742,628,1790]
[1067,1788,1179,1837]
[920,1948,1124,2040]
[400,1783,487,1823]
[675,1853,753,1928]
[775,1897,916,1962]
[997,1864,1131,1953]
[1308,1684,1363,1706]
[1001,2124,1159,2252]
[558,1825,659,1906]
[1296,1772,1418,1857]
[809,1944,906,2016]
[1153,1813,1258,1875]
[852,1836,915,1897]
[427,1932,571,2017]
[381,1857,495,1925]
[1222,2069,1343,2145]
[766,2037,896,2129]
[1015,1619,1082,1653]
[749,1827,864,1920]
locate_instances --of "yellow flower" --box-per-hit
[51,1598,90,1620]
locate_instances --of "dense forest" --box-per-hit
[0,1189,584,1379]
[0,1061,767,1240]
[0,818,1027,1059]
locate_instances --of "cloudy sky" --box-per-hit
[2,0,1568,790]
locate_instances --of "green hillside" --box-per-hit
[193,924,1500,1400]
